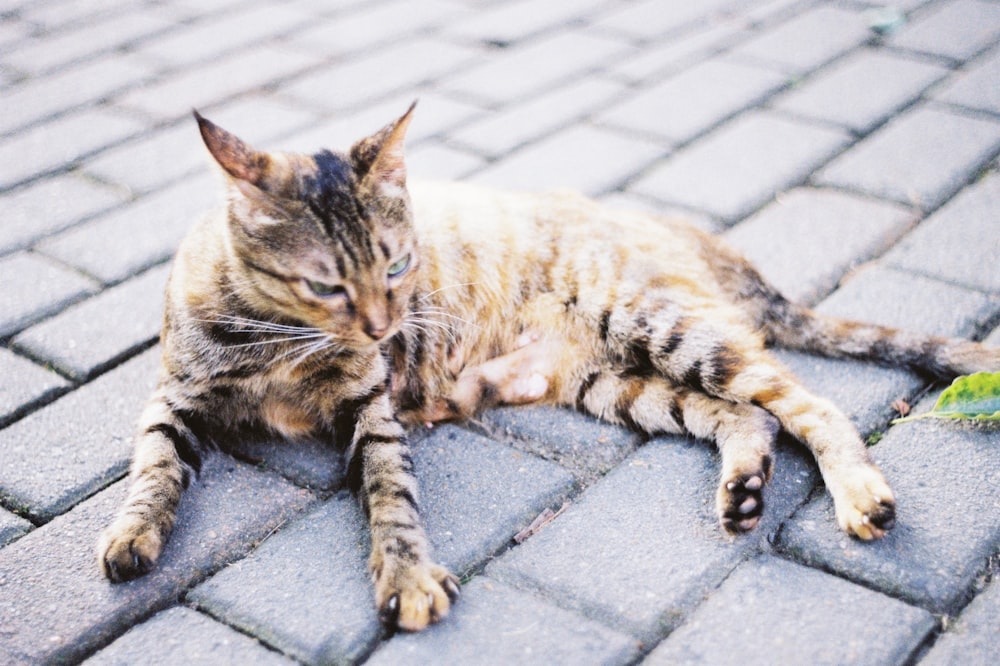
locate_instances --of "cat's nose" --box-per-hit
[363,320,389,341]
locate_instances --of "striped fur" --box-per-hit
[98,106,1000,631]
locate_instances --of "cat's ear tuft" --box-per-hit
[194,110,271,189]
[351,101,416,190]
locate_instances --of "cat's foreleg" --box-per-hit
[422,333,557,421]
[574,370,778,533]
[344,386,460,631]
[97,391,201,581]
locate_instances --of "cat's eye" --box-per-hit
[387,254,411,278]
[305,280,346,298]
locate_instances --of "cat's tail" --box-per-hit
[761,296,1000,379]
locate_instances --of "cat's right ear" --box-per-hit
[194,110,294,198]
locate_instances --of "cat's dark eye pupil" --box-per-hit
[387,254,411,278]
[306,280,346,298]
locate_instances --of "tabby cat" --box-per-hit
[97,104,1000,632]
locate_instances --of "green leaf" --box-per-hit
[893,372,1000,423]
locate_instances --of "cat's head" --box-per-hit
[196,104,419,349]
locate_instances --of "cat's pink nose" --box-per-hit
[364,322,389,340]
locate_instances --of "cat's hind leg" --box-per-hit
[604,307,894,539]
[651,335,895,539]
[574,370,778,533]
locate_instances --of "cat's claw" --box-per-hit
[831,465,896,540]
[374,561,460,632]
[96,519,164,583]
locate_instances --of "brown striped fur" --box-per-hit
[98,106,1000,631]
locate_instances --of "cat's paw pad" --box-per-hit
[832,466,896,540]
[717,472,767,534]
[375,562,460,632]
[96,519,164,583]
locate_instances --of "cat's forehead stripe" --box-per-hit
[305,149,377,268]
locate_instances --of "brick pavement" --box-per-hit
[1,0,999,664]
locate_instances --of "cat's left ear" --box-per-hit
[351,101,416,191]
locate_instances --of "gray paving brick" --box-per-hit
[407,142,485,180]
[0,508,32,549]
[440,30,631,105]
[415,425,576,574]
[0,53,155,136]
[115,46,321,122]
[608,21,745,84]
[934,44,1000,115]
[599,56,789,144]
[84,606,297,666]
[0,9,175,77]
[12,263,170,381]
[632,111,850,223]
[723,188,917,305]
[189,425,574,664]
[0,173,127,255]
[469,123,663,196]
[82,123,210,196]
[0,108,148,190]
[0,252,100,338]
[135,4,312,69]
[478,406,642,484]
[280,91,485,154]
[86,97,318,195]
[816,264,999,338]
[597,192,722,234]
[280,38,479,115]
[593,0,735,40]
[730,5,870,74]
[488,436,818,643]
[229,435,347,492]
[288,0,470,58]
[449,78,626,158]
[773,49,949,133]
[367,577,641,665]
[922,576,1000,665]
[19,0,130,32]
[883,172,1000,293]
[816,105,1000,211]
[37,176,215,285]
[186,496,379,665]
[889,0,1000,61]
[0,458,314,665]
[442,0,607,45]
[777,391,1000,614]
[773,349,925,438]
[0,348,160,523]
[645,555,935,666]
[0,347,70,427]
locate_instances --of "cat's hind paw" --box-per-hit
[374,561,460,632]
[717,471,767,534]
[96,518,164,583]
[831,465,896,540]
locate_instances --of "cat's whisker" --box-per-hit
[410,309,481,330]
[418,281,481,302]
[288,335,339,368]
[222,332,331,351]
[200,315,322,335]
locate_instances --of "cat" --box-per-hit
[97,103,1000,632]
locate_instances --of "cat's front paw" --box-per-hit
[373,560,460,632]
[830,464,896,540]
[96,517,165,583]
